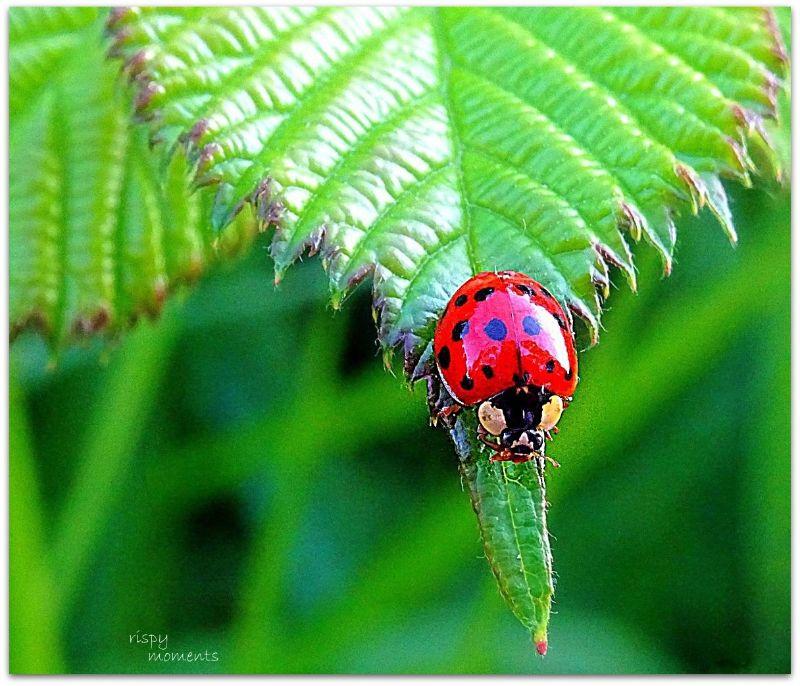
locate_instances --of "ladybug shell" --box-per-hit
[433,271,578,406]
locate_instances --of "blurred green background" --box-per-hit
[10,180,789,674]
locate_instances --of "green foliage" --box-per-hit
[10,379,64,673]
[110,6,786,354]
[455,413,553,649]
[103,6,786,646]
[9,183,790,673]
[9,8,257,346]
[8,6,790,667]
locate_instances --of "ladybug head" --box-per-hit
[500,426,545,457]
[477,386,565,458]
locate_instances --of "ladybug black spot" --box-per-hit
[474,287,494,302]
[484,318,507,341]
[565,369,573,381]
[454,294,468,307]
[452,320,469,341]
[546,359,555,372]
[437,346,451,370]
[481,365,494,379]
[461,375,474,390]
[515,284,533,296]
[522,315,540,336]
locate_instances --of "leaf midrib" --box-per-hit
[433,7,478,275]
[500,462,545,626]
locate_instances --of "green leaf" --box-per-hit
[101,7,787,648]
[9,378,65,673]
[453,412,553,652]
[110,6,786,355]
[9,7,257,346]
[10,6,789,654]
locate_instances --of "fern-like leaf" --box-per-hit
[109,6,787,362]
[9,8,257,344]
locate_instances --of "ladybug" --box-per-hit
[433,271,578,464]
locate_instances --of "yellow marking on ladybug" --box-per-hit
[538,395,564,431]
[478,401,507,436]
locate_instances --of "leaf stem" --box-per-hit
[10,379,66,674]
[48,310,180,625]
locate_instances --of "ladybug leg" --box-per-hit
[542,453,561,469]
[439,403,462,419]
[491,450,537,464]
[476,425,511,460]
[440,403,462,421]
[477,427,503,454]
[489,450,515,463]
[479,434,499,451]
[432,402,462,427]
[543,428,559,441]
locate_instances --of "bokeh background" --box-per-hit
[10,179,789,674]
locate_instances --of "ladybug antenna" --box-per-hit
[541,453,561,469]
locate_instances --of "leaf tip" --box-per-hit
[250,177,285,229]
[72,306,112,337]
[619,201,645,243]
[345,263,374,292]
[382,347,395,374]
[567,298,599,347]
[593,241,636,293]
[186,117,210,146]
[675,164,704,215]
[272,257,290,287]
[762,8,790,69]
[106,6,136,32]
[134,80,164,114]
[196,142,224,183]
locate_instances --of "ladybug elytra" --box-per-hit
[433,271,578,465]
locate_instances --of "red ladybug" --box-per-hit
[433,271,578,464]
